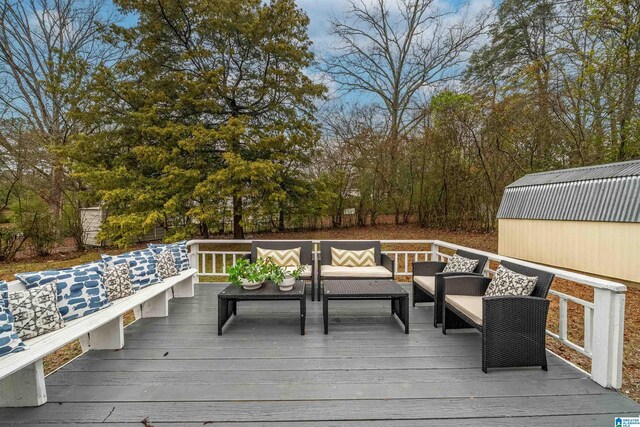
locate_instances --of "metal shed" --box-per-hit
[497,159,640,286]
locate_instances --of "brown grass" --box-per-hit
[1,224,637,401]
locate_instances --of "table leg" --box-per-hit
[403,296,409,334]
[300,295,306,335]
[323,297,329,334]
[311,279,315,302]
[232,300,237,316]
[218,297,228,336]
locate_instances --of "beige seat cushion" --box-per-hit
[283,265,312,279]
[321,265,392,278]
[445,295,483,325]
[414,276,435,294]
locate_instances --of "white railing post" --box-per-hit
[591,288,625,389]
[190,243,200,284]
[430,243,439,261]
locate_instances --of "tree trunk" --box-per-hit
[278,208,285,232]
[232,196,244,239]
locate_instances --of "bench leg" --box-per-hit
[80,316,125,351]
[141,289,170,318]
[0,360,46,407]
[173,275,195,298]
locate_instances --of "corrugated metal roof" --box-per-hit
[497,160,640,222]
[507,159,640,187]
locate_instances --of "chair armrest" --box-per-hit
[412,261,446,277]
[442,275,491,296]
[483,296,550,332]
[381,254,394,276]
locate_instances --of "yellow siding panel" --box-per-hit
[498,219,640,284]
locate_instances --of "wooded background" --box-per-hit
[0,0,639,255]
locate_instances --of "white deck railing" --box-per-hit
[186,239,626,389]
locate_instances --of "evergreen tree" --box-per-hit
[73,0,325,244]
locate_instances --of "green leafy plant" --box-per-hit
[228,258,270,286]
[264,259,305,285]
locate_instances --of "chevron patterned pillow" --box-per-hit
[257,247,301,267]
[331,247,376,267]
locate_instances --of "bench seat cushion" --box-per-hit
[414,276,435,294]
[445,294,483,325]
[321,265,392,278]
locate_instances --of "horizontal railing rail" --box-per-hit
[186,238,626,389]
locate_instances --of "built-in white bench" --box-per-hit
[0,268,197,407]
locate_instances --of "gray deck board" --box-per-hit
[0,283,638,425]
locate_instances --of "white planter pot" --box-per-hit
[241,278,263,290]
[279,276,296,291]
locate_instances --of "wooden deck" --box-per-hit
[1,283,639,425]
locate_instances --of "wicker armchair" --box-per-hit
[243,241,315,300]
[318,241,394,301]
[441,260,555,373]
[412,249,488,328]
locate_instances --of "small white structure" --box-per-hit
[80,207,166,246]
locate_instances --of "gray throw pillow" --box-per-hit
[442,254,479,273]
[484,265,538,297]
[104,263,135,301]
[9,283,65,340]
[156,249,179,279]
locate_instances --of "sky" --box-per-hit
[117,0,495,105]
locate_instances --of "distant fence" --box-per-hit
[186,239,626,389]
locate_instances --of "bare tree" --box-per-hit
[323,0,491,152]
[0,0,119,237]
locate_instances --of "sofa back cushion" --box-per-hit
[331,247,376,267]
[102,249,161,290]
[0,281,26,356]
[16,263,111,321]
[9,283,65,340]
[257,247,301,267]
[484,265,538,297]
[148,242,190,272]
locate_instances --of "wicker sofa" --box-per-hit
[412,249,488,328]
[441,260,555,372]
[318,241,394,301]
[243,241,316,299]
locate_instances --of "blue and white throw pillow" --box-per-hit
[102,249,161,290]
[148,241,190,271]
[0,281,26,356]
[15,263,111,321]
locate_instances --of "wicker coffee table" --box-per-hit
[322,280,409,334]
[218,281,306,335]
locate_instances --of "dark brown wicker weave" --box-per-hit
[412,249,488,328]
[318,241,395,301]
[322,280,409,334]
[218,281,306,335]
[243,240,316,300]
[441,260,555,373]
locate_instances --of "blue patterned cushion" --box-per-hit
[102,249,161,290]
[148,241,190,271]
[0,281,26,356]
[15,263,111,321]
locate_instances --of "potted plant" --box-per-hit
[228,258,269,290]
[267,260,304,291]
